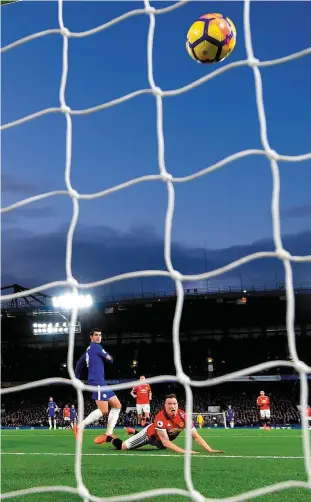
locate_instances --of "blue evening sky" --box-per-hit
[1,1,311,290]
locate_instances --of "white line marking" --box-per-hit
[0,433,303,438]
[0,452,304,459]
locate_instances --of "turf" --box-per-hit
[1,428,310,501]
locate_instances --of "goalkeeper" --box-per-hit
[94,393,224,454]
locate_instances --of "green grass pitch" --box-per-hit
[1,428,310,501]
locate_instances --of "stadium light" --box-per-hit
[32,321,81,335]
[52,293,93,310]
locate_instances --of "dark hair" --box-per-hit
[165,393,177,401]
[90,328,102,337]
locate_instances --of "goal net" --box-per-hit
[1,0,311,501]
[192,413,227,429]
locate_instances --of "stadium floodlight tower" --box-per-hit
[32,293,93,335]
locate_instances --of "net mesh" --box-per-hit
[1,0,311,500]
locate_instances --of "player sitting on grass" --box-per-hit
[94,393,224,454]
[74,328,121,442]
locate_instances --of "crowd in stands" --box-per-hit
[2,334,310,383]
[2,330,308,428]
[1,383,302,428]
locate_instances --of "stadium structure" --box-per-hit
[2,283,311,501]
[2,283,310,383]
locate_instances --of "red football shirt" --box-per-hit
[133,384,151,405]
[147,408,192,445]
[63,407,70,418]
[257,396,270,410]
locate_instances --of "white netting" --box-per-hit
[1,0,311,500]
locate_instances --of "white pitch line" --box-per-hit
[0,452,304,459]
[0,433,304,438]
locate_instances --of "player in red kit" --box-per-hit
[94,393,224,454]
[130,375,152,427]
[63,404,70,429]
[257,390,271,430]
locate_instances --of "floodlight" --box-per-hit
[52,293,93,310]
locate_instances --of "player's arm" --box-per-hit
[130,387,137,398]
[96,345,113,363]
[148,386,152,401]
[156,428,198,454]
[191,428,224,453]
[75,353,86,379]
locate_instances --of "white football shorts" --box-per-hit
[260,409,271,419]
[64,417,70,422]
[136,404,150,415]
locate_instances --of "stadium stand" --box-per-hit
[1,289,310,429]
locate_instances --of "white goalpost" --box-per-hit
[1,0,311,501]
[192,412,227,429]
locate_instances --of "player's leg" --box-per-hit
[230,420,234,429]
[265,410,271,429]
[106,426,151,451]
[142,404,150,427]
[260,410,266,429]
[48,417,52,429]
[136,404,143,426]
[141,413,146,427]
[53,418,57,430]
[93,392,121,444]
[81,400,107,427]
[106,394,121,435]
[73,388,108,439]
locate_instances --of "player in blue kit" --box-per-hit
[47,397,58,430]
[70,404,77,428]
[74,328,121,442]
[227,405,235,429]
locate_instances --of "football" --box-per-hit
[186,13,236,64]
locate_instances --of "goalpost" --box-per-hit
[1,0,311,501]
[192,412,227,429]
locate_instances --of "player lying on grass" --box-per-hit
[94,393,224,454]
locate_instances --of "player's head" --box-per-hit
[49,397,53,401]
[65,404,69,408]
[139,376,146,382]
[71,404,75,408]
[228,405,232,409]
[260,390,265,396]
[164,394,178,417]
[90,328,102,343]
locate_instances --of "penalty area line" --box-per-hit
[0,452,304,460]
